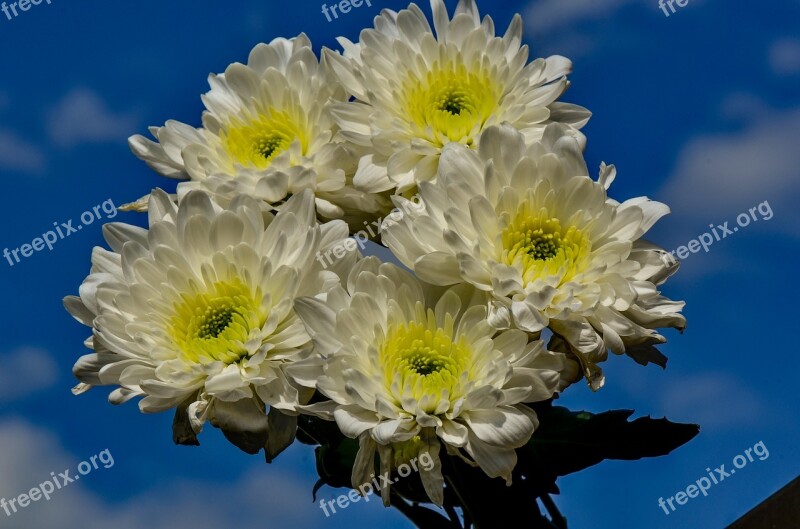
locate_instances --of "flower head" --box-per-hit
[292,257,568,504]
[325,0,590,191]
[65,189,355,456]
[129,34,391,222]
[382,124,686,389]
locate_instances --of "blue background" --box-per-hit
[0,0,798,528]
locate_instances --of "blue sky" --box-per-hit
[0,0,798,528]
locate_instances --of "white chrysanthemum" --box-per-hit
[128,34,391,221]
[64,189,355,457]
[291,257,567,505]
[382,124,686,390]
[325,0,590,192]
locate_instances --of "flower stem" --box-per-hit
[540,494,567,529]
[439,455,564,529]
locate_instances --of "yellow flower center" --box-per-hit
[222,110,308,169]
[404,62,499,146]
[380,307,472,413]
[502,207,592,285]
[169,280,265,365]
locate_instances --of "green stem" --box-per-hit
[443,461,480,526]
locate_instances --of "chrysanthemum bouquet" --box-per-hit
[64,1,698,527]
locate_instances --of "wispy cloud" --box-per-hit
[0,348,58,402]
[0,130,47,174]
[769,37,800,76]
[659,373,765,431]
[659,101,800,233]
[524,0,634,34]
[613,366,768,431]
[46,89,139,149]
[0,420,317,529]
[522,0,634,58]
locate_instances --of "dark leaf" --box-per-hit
[312,479,326,502]
[442,456,556,529]
[625,344,669,368]
[210,399,269,455]
[315,437,362,490]
[219,428,267,455]
[172,398,200,447]
[390,492,459,528]
[518,403,699,483]
[264,409,297,463]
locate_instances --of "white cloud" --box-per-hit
[659,373,764,430]
[717,92,772,122]
[524,0,634,34]
[0,348,58,402]
[522,0,640,59]
[769,37,800,76]
[0,420,318,529]
[611,366,768,431]
[47,89,138,148]
[523,0,710,57]
[0,130,46,174]
[659,103,800,232]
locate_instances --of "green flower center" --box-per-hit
[380,307,473,413]
[504,217,566,261]
[406,352,447,376]
[196,305,236,339]
[170,280,265,365]
[438,91,469,116]
[404,62,499,146]
[257,134,289,161]
[222,109,308,170]
[502,211,591,285]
